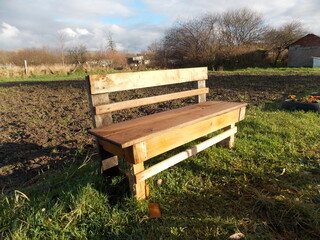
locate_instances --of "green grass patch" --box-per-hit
[1,106,320,239]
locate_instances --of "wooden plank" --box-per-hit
[135,127,237,182]
[95,88,209,114]
[196,80,206,103]
[143,109,240,162]
[88,67,208,94]
[89,101,247,148]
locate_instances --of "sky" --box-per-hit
[0,0,320,53]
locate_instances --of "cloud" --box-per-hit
[0,0,319,52]
[59,28,77,38]
[0,22,19,38]
[76,28,91,35]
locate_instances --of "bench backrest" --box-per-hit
[86,67,208,128]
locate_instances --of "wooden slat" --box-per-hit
[135,127,237,182]
[97,108,242,164]
[95,88,209,114]
[88,67,208,94]
[143,108,240,162]
[89,101,247,148]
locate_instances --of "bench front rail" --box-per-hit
[87,67,247,199]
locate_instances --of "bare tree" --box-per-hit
[67,44,87,66]
[147,41,167,67]
[107,33,116,51]
[219,8,266,46]
[162,14,219,67]
[264,21,306,66]
[57,31,67,66]
[9,48,59,66]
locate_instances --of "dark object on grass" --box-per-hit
[282,100,320,112]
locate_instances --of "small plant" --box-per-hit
[287,94,320,103]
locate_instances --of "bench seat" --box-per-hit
[89,101,246,164]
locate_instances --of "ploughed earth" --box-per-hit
[1,73,320,191]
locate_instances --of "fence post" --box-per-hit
[24,60,28,75]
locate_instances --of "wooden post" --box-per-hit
[86,76,119,175]
[217,123,235,148]
[128,162,146,200]
[196,80,206,103]
[24,60,28,75]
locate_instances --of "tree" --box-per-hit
[67,45,87,66]
[219,8,266,46]
[57,31,67,66]
[264,21,306,66]
[8,48,59,66]
[147,41,167,67]
[162,14,219,67]
[107,33,116,51]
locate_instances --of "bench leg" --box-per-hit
[127,162,146,200]
[218,123,235,149]
[97,143,119,178]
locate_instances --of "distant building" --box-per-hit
[313,57,320,68]
[287,33,320,67]
[127,55,150,67]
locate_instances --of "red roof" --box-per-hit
[289,34,320,47]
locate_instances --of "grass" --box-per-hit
[0,68,152,84]
[0,71,109,84]
[1,103,319,239]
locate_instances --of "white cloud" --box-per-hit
[0,0,320,52]
[60,28,77,38]
[0,22,19,38]
[76,28,91,35]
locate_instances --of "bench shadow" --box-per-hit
[0,141,93,191]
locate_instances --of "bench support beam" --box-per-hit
[135,126,237,183]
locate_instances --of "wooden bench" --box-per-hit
[86,67,247,200]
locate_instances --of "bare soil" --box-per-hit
[1,74,320,191]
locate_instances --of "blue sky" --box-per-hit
[0,0,320,52]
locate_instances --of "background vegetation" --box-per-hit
[0,8,309,78]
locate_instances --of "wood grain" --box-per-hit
[86,76,119,170]
[88,67,208,94]
[143,109,240,162]
[89,101,247,148]
[128,162,146,200]
[196,80,206,103]
[135,127,237,182]
[95,88,209,114]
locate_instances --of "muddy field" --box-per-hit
[1,74,320,191]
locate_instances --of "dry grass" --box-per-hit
[0,64,113,78]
